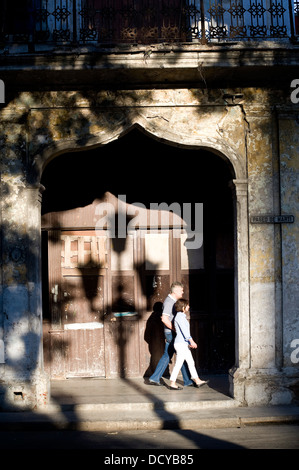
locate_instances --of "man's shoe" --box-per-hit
[148,379,162,386]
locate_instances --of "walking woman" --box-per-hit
[169,299,208,390]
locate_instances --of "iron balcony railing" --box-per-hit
[0,0,298,49]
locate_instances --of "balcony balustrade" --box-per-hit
[0,0,298,50]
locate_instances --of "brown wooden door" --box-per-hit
[45,229,108,378]
[104,231,142,378]
[44,227,146,379]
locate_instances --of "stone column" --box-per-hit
[0,177,49,410]
[229,179,250,403]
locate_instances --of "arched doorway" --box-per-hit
[41,129,236,379]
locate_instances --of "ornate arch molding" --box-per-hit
[34,118,246,182]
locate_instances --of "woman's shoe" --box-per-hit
[169,385,183,390]
[194,380,209,388]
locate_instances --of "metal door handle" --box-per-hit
[51,284,58,303]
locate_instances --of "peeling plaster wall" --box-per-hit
[0,87,298,409]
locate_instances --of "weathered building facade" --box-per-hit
[0,0,299,409]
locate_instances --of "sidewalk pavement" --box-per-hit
[0,375,298,432]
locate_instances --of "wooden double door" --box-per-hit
[42,195,235,379]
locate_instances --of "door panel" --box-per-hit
[143,231,171,312]
[64,325,105,378]
[61,231,108,377]
[108,231,140,377]
[62,274,106,377]
[104,316,141,378]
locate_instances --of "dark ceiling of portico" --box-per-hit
[41,128,234,216]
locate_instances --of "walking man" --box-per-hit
[148,281,193,387]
